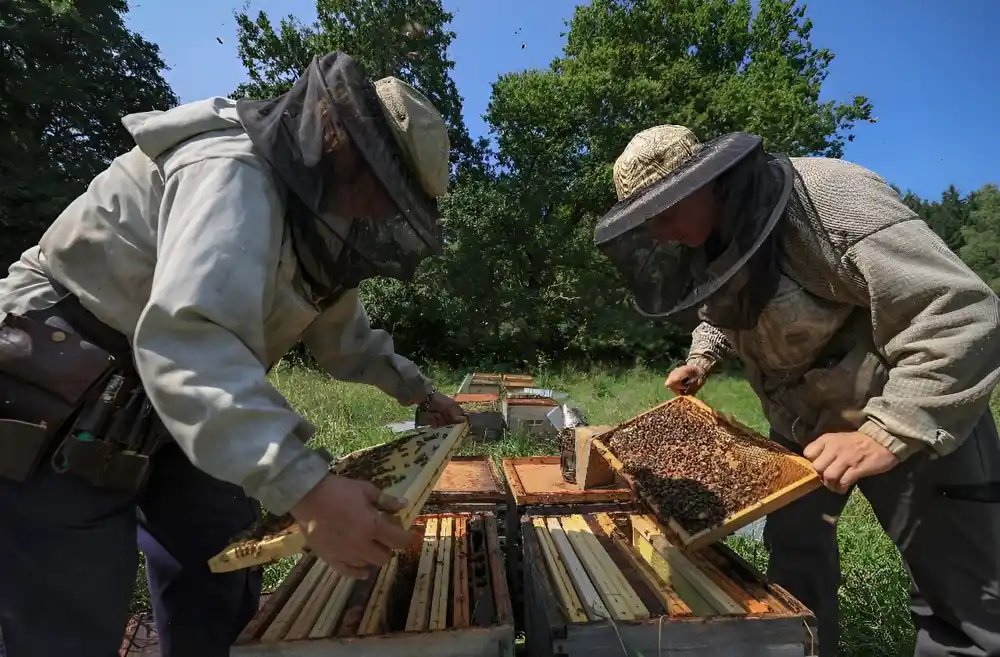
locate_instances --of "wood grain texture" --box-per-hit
[631,514,744,616]
[405,517,439,632]
[429,516,454,630]
[236,555,316,644]
[545,516,608,620]
[286,565,340,640]
[531,519,588,623]
[261,559,328,642]
[452,517,470,629]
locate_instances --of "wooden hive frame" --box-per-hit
[232,511,515,657]
[208,423,470,573]
[521,511,818,657]
[591,395,822,551]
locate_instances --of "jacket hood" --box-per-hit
[121,97,243,160]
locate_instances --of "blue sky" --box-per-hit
[125,0,998,200]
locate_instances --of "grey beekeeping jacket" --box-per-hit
[0,98,433,514]
[686,157,1000,460]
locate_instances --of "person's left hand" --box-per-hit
[422,392,466,427]
[803,431,900,494]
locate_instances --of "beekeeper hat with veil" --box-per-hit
[593,125,796,330]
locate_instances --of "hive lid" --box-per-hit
[428,455,508,503]
[502,456,634,506]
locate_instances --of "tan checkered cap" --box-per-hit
[374,77,450,199]
[612,125,701,200]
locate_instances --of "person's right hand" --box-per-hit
[289,474,412,578]
[665,364,707,396]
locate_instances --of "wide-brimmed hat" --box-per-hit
[237,53,451,299]
[374,77,449,199]
[594,124,793,327]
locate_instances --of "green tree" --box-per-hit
[0,0,178,269]
[232,0,485,177]
[465,0,874,365]
[959,184,1000,292]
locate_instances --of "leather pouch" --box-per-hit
[0,313,114,481]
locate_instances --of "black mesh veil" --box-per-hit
[594,133,794,330]
[237,53,442,301]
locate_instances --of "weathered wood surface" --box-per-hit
[231,625,516,657]
[519,512,817,657]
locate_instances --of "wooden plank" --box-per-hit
[631,514,745,616]
[334,567,380,638]
[545,516,609,620]
[235,555,315,644]
[575,427,617,490]
[686,549,771,615]
[572,514,650,620]
[452,517,470,629]
[308,574,355,638]
[260,558,328,642]
[405,517,439,632]
[561,515,646,621]
[631,528,715,617]
[358,554,401,636]
[531,519,588,623]
[285,565,340,640]
[429,516,454,630]
[484,513,514,626]
[590,513,693,618]
[699,545,791,615]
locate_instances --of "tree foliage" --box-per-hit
[0,0,178,269]
[3,0,998,371]
[233,0,485,177]
[344,0,876,367]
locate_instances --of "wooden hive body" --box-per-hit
[209,423,469,573]
[232,511,515,657]
[520,511,818,657]
[593,396,822,550]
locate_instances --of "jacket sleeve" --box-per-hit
[686,321,735,373]
[301,289,434,406]
[133,157,329,515]
[843,218,1000,460]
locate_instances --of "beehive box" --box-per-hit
[209,423,469,573]
[594,396,821,551]
[460,373,536,396]
[425,456,513,545]
[415,394,506,440]
[521,511,817,657]
[504,396,560,437]
[233,511,515,656]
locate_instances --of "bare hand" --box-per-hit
[422,391,466,427]
[803,431,899,494]
[665,364,707,396]
[289,474,411,578]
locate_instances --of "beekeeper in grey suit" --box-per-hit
[0,52,464,657]
[595,124,1000,656]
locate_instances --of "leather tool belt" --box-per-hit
[0,292,168,490]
